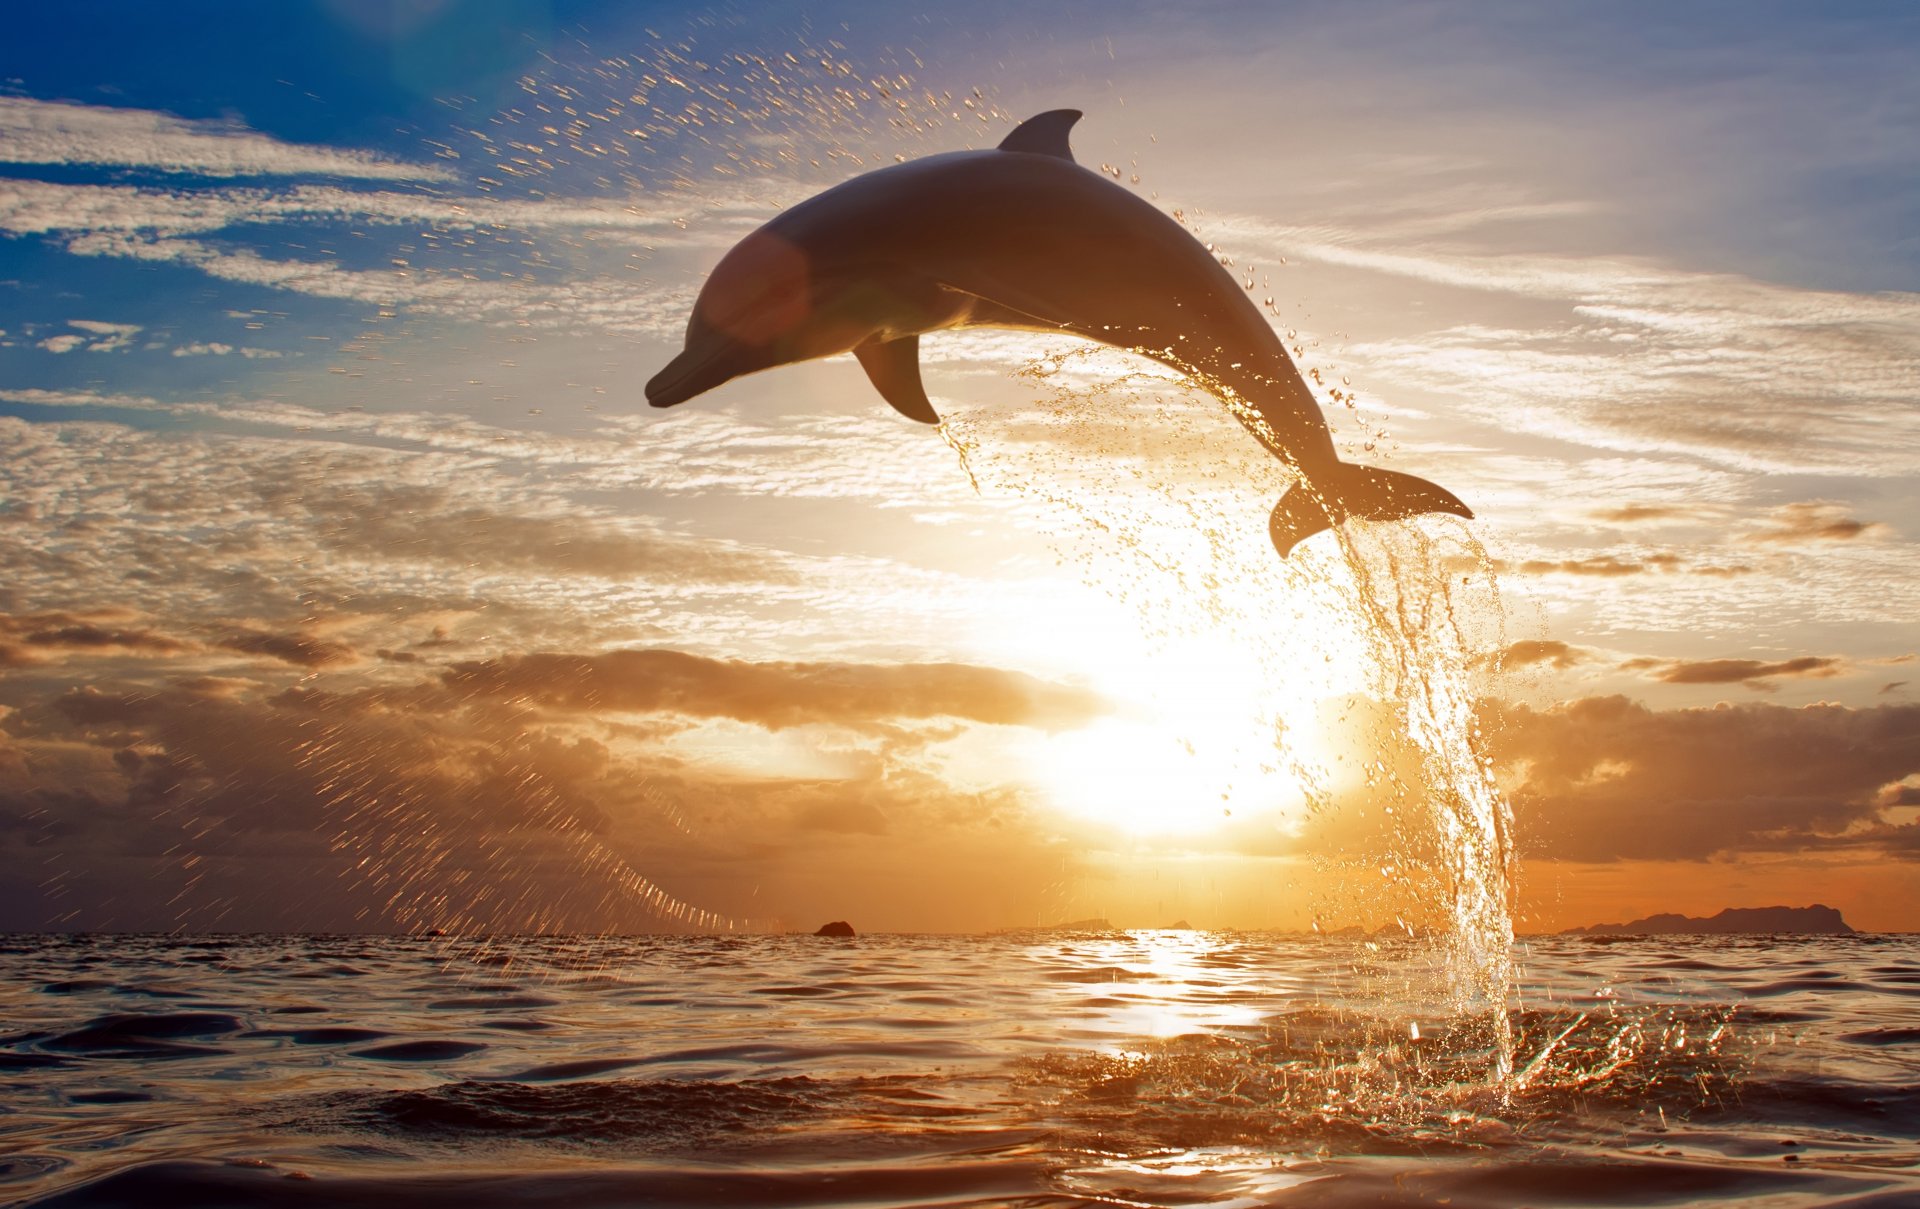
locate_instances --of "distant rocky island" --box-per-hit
[1563,904,1854,936]
[988,917,1121,935]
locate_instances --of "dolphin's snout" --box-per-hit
[646,344,736,409]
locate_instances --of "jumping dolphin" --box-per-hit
[646,109,1471,556]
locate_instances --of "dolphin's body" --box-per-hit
[646,110,1471,556]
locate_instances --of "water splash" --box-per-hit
[943,343,1518,1081]
[1336,526,1516,1081]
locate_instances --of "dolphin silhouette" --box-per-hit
[646,109,1471,556]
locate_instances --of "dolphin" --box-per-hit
[646,109,1471,557]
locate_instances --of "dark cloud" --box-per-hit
[0,647,1104,932]
[1589,504,1697,524]
[1879,783,1920,808]
[1745,501,1890,545]
[1512,555,1650,577]
[218,630,358,668]
[1498,639,1592,670]
[1497,551,1752,578]
[167,675,256,699]
[441,649,1106,732]
[1488,696,1920,862]
[0,610,191,667]
[1626,654,1844,690]
[48,686,170,727]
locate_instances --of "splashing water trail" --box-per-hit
[1337,525,1517,1082]
[946,344,1518,1085]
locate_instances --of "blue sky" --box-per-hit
[1,1,1917,932]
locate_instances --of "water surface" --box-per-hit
[3,931,1916,1206]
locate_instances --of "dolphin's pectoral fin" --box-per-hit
[997,109,1081,161]
[1269,465,1473,558]
[854,334,940,424]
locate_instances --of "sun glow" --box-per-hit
[1022,625,1320,837]
[930,367,1416,841]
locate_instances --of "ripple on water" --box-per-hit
[1836,1027,1920,1046]
[43,1012,245,1057]
[4,933,1919,1208]
[496,1057,648,1082]
[317,1076,827,1145]
[423,996,559,1010]
[66,1091,154,1105]
[349,1041,488,1062]
[279,1028,391,1045]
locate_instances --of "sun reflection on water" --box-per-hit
[1038,929,1279,1042]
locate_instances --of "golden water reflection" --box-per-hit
[1029,929,1295,1047]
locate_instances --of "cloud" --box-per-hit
[1216,210,1920,478]
[441,649,1105,733]
[0,97,452,181]
[0,414,826,665]
[1499,551,1730,577]
[0,645,1098,932]
[1878,782,1920,808]
[1624,654,1845,690]
[1510,554,1668,577]
[0,177,747,244]
[171,342,233,357]
[0,610,191,668]
[1497,639,1592,670]
[32,320,141,355]
[306,485,794,586]
[1489,695,1920,862]
[218,630,359,668]
[1744,501,1892,545]
[1590,504,1700,524]
[0,176,759,335]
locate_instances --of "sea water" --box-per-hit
[4,930,1917,1206]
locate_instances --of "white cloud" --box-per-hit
[0,387,174,411]
[0,177,785,243]
[0,97,452,181]
[34,319,142,354]
[171,342,233,357]
[69,319,141,337]
[0,178,752,336]
[1198,210,1920,478]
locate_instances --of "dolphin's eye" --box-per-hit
[702,231,811,345]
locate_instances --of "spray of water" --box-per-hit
[942,344,1518,1082]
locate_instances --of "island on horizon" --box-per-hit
[1560,904,1855,937]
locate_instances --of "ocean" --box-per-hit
[3,930,1916,1207]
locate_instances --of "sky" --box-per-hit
[1,0,1917,934]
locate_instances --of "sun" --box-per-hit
[1020,622,1332,838]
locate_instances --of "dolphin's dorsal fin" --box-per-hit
[854,334,940,424]
[998,109,1081,161]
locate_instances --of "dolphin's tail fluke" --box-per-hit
[1269,464,1473,558]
